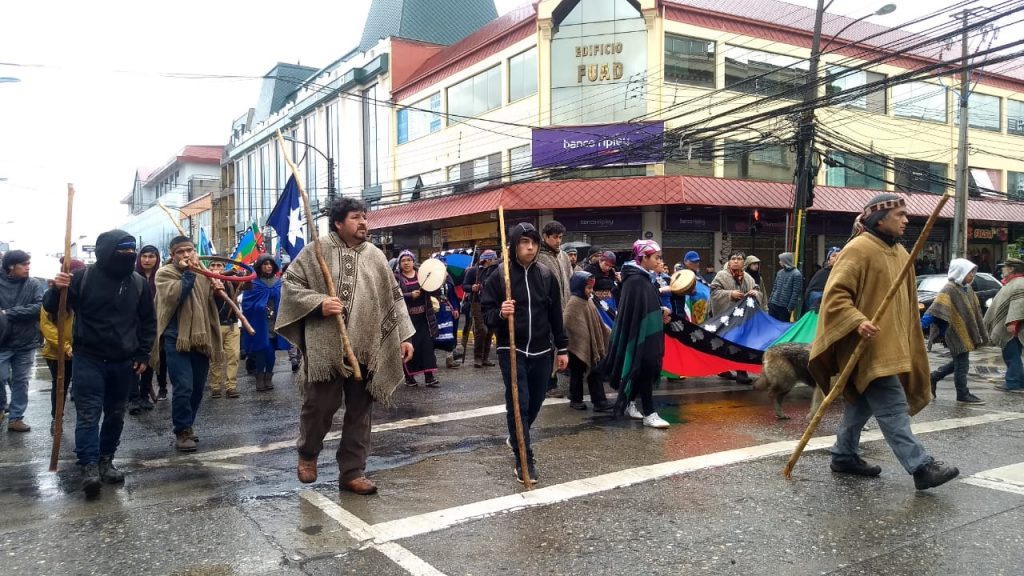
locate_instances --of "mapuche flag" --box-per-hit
[266,175,306,261]
[699,296,791,351]
[662,316,764,377]
[229,222,265,267]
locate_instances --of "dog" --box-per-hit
[753,343,824,420]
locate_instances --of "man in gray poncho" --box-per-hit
[983,256,1024,394]
[276,197,415,495]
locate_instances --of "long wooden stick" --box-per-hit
[783,191,952,478]
[49,184,74,472]
[274,130,361,381]
[498,206,533,489]
[156,202,255,336]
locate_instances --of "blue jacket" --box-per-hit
[770,267,803,312]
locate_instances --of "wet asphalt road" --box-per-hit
[1,345,1023,576]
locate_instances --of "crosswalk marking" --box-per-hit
[962,462,1024,496]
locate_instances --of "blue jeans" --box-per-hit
[1002,338,1023,391]
[931,351,971,398]
[831,375,933,474]
[164,335,210,434]
[0,349,35,420]
[72,353,133,465]
[497,350,552,465]
[251,345,276,375]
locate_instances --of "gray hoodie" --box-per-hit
[0,273,45,351]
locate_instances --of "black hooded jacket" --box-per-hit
[44,229,156,363]
[481,225,568,356]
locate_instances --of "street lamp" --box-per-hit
[792,2,897,271]
[281,135,337,208]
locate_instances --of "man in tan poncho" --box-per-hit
[276,198,414,496]
[154,236,223,453]
[809,194,958,491]
[983,256,1024,393]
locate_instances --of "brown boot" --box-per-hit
[255,374,268,392]
[298,457,318,483]
[340,476,378,495]
[264,373,275,390]
[175,429,197,452]
[7,419,30,433]
[225,387,239,398]
[210,387,221,398]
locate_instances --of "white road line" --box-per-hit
[369,411,1024,543]
[962,462,1024,496]
[301,491,448,576]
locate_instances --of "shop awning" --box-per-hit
[368,176,1024,229]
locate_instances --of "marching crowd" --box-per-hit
[1,194,1022,495]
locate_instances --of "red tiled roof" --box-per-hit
[392,3,537,101]
[369,176,1024,229]
[179,145,225,164]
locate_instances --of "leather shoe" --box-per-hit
[830,456,882,477]
[592,401,615,413]
[340,476,378,495]
[914,461,959,490]
[297,458,318,483]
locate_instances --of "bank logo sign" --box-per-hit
[531,122,665,168]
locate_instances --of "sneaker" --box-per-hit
[291,361,300,373]
[80,462,102,496]
[545,388,565,399]
[994,384,1024,393]
[505,435,512,449]
[98,455,125,484]
[482,360,496,367]
[210,389,222,398]
[513,463,539,484]
[7,419,30,432]
[425,378,440,388]
[405,379,418,387]
[643,412,671,429]
[592,401,615,413]
[913,461,960,490]
[175,429,197,452]
[956,393,986,405]
[830,456,882,477]
[625,402,644,420]
[225,388,240,399]
[156,388,168,401]
[569,401,587,410]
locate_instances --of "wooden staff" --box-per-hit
[498,206,533,489]
[274,130,361,381]
[156,201,256,336]
[49,184,75,472]
[783,191,952,478]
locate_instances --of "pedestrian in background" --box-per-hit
[155,236,223,453]
[40,258,85,434]
[711,251,762,385]
[466,250,498,367]
[563,271,613,413]
[396,251,440,388]
[207,260,241,398]
[922,258,987,404]
[804,247,841,315]
[242,255,289,392]
[133,245,168,403]
[536,221,573,399]
[768,252,802,322]
[585,251,618,299]
[983,256,1024,394]
[744,255,762,288]
[0,250,46,432]
[47,231,155,495]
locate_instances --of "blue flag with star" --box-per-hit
[266,175,306,260]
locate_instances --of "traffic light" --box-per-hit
[749,208,761,236]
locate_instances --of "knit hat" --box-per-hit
[480,250,497,262]
[684,251,701,263]
[852,193,905,238]
[398,250,416,263]
[168,235,193,252]
[2,249,30,272]
[601,251,617,265]
[632,240,661,263]
[744,255,760,268]
[826,246,841,261]
[565,247,578,255]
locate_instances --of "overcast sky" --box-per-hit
[0,0,1016,256]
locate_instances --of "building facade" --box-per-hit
[370,0,1024,289]
[121,145,223,255]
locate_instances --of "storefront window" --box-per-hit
[825,151,886,190]
[825,66,886,114]
[1009,100,1024,136]
[447,66,502,124]
[954,90,1001,131]
[894,158,947,194]
[509,47,538,102]
[724,47,807,98]
[893,82,947,123]
[723,141,795,182]
[665,35,715,88]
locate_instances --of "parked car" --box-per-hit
[916,273,1001,316]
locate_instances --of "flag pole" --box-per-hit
[783,191,952,478]
[49,184,74,472]
[498,205,533,489]
[156,201,255,336]
[274,130,362,381]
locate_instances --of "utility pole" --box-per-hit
[327,158,337,207]
[952,10,972,258]
[792,0,825,270]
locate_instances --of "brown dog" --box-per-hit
[753,343,824,420]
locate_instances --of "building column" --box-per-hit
[817,234,826,266]
[642,208,663,245]
[713,232,724,268]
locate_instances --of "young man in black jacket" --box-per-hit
[482,223,569,483]
[48,230,156,496]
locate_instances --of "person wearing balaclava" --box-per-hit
[803,246,841,315]
[46,230,156,497]
[921,258,987,404]
[1,249,46,433]
[153,235,223,454]
[809,194,960,491]
[768,252,802,322]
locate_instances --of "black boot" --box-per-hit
[914,461,959,490]
[98,455,125,484]
[81,462,102,496]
